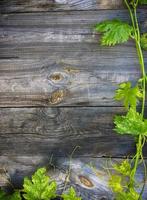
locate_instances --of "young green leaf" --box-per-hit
[141,33,147,50]
[62,187,81,200]
[115,190,140,200]
[113,160,131,176]
[23,168,57,200]
[109,175,123,193]
[114,82,143,109]
[114,108,147,136]
[94,19,133,46]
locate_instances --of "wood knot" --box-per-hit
[78,175,94,188]
[49,90,65,105]
[50,73,63,82]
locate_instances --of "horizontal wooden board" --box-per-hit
[0,10,146,32]
[0,107,147,157]
[0,0,126,13]
[0,156,147,199]
[0,54,146,107]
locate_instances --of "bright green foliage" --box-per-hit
[94,0,147,199]
[109,160,140,200]
[0,189,21,200]
[62,187,81,200]
[113,160,131,176]
[23,168,57,200]
[114,82,143,109]
[138,0,147,4]
[115,189,140,200]
[0,169,80,200]
[94,19,133,46]
[141,33,147,50]
[109,175,123,193]
[114,108,147,136]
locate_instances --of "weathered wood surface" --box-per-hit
[0,2,147,199]
[0,9,146,107]
[0,10,146,36]
[0,156,147,199]
[0,57,145,107]
[0,0,127,13]
[0,107,147,157]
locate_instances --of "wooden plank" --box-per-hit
[0,10,146,32]
[0,0,126,13]
[0,52,146,107]
[0,107,146,157]
[0,156,147,199]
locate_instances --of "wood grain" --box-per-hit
[0,10,146,34]
[0,1,147,199]
[0,107,147,157]
[0,10,147,107]
[0,53,146,107]
[0,0,126,13]
[0,156,147,199]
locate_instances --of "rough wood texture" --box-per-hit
[0,57,145,107]
[0,0,126,13]
[0,107,147,157]
[0,9,146,107]
[0,10,146,35]
[0,2,147,199]
[0,156,147,199]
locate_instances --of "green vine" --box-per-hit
[0,167,81,200]
[94,0,147,199]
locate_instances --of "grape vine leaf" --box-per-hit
[114,82,143,109]
[113,160,131,176]
[23,168,57,200]
[115,190,140,200]
[94,19,133,46]
[62,187,81,200]
[141,33,147,50]
[114,108,147,136]
[109,175,123,193]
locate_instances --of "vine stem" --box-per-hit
[124,0,146,198]
[63,146,80,192]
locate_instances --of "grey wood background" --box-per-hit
[0,0,147,199]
